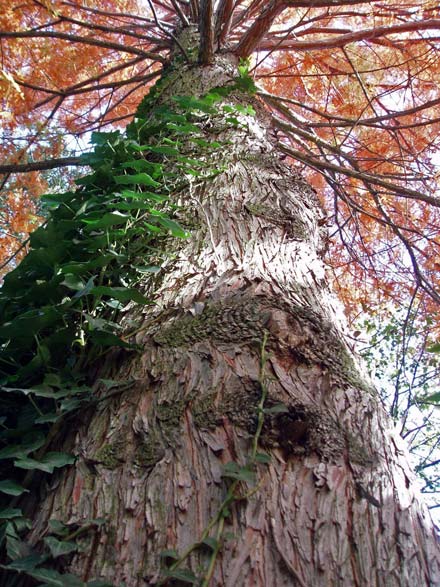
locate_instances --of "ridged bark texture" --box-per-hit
[23,53,440,586]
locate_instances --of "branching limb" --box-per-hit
[0,29,167,61]
[199,0,214,64]
[0,157,84,175]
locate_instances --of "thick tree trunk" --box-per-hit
[21,50,440,586]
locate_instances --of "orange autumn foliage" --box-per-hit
[1,0,440,328]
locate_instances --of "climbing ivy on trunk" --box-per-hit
[0,65,256,585]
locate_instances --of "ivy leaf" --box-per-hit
[90,131,120,146]
[254,452,271,464]
[14,452,75,474]
[0,509,24,520]
[0,480,29,496]
[160,549,180,561]
[88,331,132,349]
[201,537,219,551]
[120,189,167,202]
[119,160,162,176]
[164,568,198,584]
[114,173,160,188]
[2,554,47,571]
[166,122,199,134]
[29,567,85,586]
[221,461,255,483]
[132,265,161,274]
[147,145,179,156]
[81,212,129,229]
[90,286,149,304]
[263,403,289,415]
[48,520,70,537]
[0,431,46,459]
[44,536,78,558]
[157,217,188,238]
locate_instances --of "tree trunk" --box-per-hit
[19,48,440,586]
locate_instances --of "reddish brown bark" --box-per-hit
[17,53,440,587]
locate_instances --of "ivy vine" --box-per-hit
[0,62,259,586]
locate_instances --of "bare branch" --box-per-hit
[215,0,234,45]
[259,90,440,130]
[277,142,440,208]
[0,157,84,175]
[199,0,214,64]
[169,0,190,26]
[234,0,283,58]
[0,30,167,62]
[257,19,440,52]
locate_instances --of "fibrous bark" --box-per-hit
[20,47,440,587]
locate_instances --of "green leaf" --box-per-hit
[201,537,219,551]
[143,222,163,233]
[90,286,148,304]
[61,274,86,291]
[263,403,289,415]
[43,374,62,387]
[254,452,271,464]
[44,536,78,558]
[132,265,161,274]
[160,549,180,561]
[90,130,120,146]
[0,431,46,459]
[225,116,240,126]
[119,160,162,175]
[3,554,47,571]
[112,202,154,211]
[29,568,85,586]
[165,568,198,584]
[426,343,440,353]
[81,212,129,229]
[48,520,69,537]
[0,307,60,341]
[5,535,29,561]
[157,217,188,238]
[0,480,29,496]
[147,145,179,156]
[120,189,167,202]
[0,509,23,520]
[114,173,160,188]
[418,392,440,404]
[13,458,53,473]
[14,452,74,474]
[88,331,132,349]
[233,104,256,115]
[166,122,199,134]
[221,461,255,483]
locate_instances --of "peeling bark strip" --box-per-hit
[20,45,440,587]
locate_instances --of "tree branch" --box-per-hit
[0,30,167,62]
[277,143,440,208]
[0,157,84,175]
[214,0,234,45]
[234,0,283,58]
[199,0,214,64]
[257,19,440,52]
